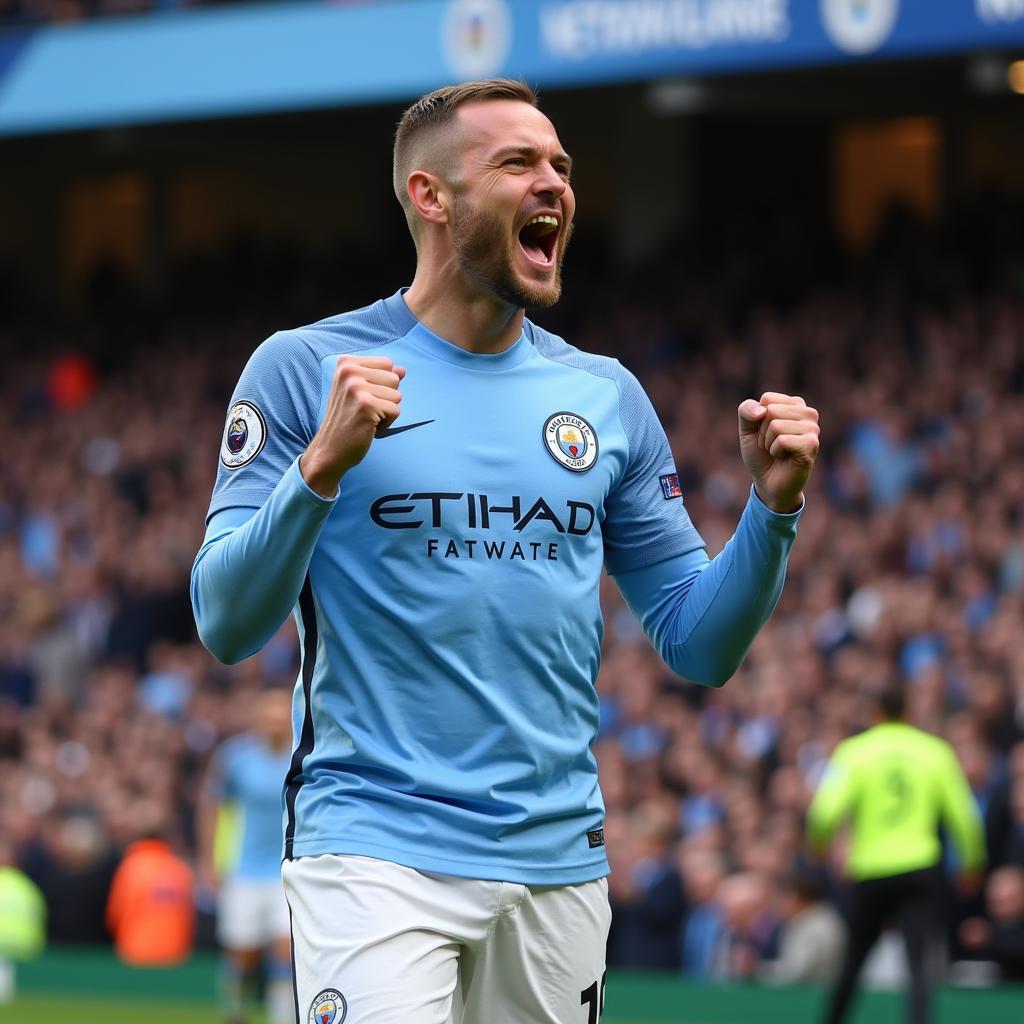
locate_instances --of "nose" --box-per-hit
[532,162,568,199]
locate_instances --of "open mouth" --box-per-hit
[517,214,560,268]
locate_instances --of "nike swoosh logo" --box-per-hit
[375,419,435,439]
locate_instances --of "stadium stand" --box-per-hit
[1,195,1023,988]
[0,0,234,26]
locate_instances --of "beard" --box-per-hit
[451,193,571,310]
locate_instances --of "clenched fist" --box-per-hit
[738,392,819,514]
[301,356,406,498]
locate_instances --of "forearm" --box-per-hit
[191,458,336,663]
[944,766,987,873]
[950,818,987,874]
[615,487,801,686]
[806,801,840,850]
[195,795,221,878]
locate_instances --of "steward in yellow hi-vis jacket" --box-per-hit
[0,839,46,1004]
[807,684,985,1024]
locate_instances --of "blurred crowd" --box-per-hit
[2,199,1024,986]
[0,0,273,27]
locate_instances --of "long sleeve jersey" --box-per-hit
[192,289,801,883]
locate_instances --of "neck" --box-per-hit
[405,256,525,354]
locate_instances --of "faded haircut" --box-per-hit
[392,78,538,241]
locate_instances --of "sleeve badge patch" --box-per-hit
[659,473,683,500]
[308,989,347,1024]
[220,400,267,469]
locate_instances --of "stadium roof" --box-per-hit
[0,0,1022,136]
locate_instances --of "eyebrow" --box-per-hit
[492,144,573,173]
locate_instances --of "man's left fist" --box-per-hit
[737,392,819,514]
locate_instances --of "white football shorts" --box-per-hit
[217,876,292,950]
[282,854,611,1024]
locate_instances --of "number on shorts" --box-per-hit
[580,971,607,1023]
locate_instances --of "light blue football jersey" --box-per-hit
[203,290,707,883]
[209,733,293,881]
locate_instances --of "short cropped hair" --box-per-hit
[878,682,906,721]
[392,78,538,239]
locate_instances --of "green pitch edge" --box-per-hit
[603,973,1024,1024]
[0,995,226,1024]
[13,950,1024,1023]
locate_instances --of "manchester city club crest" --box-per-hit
[543,412,598,473]
[220,400,267,469]
[820,0,899,56]
[442,0,512,79]
[308,988,347,1024]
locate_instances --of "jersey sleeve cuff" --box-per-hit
[287,456,339,506]
[746,485,804,531]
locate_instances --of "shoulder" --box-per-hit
[827,734,863,768]
[526,320,659,437]
[258,297,408,366]
[882,723,948,759]
[526,320,634,389]
[294,296,413,355]
[918,730,958,766]
[217,733,256,769]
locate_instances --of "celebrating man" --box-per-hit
[192,79,819,1022]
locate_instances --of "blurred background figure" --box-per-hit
[807,684,986,1024]
[197,687,293,1024]
[712,871,777,982]
[679,848,727,980]
[958,865,1024,982]
[0,836,45,1003]
[106,802,195,967]
[607,797,686,969]
[22,814,117,947]
[759,868,844,985]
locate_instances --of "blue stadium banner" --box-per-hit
[0,0,1023,136]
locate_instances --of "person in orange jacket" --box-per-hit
[106,803,195,967]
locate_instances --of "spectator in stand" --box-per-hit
[996,774,1024,867]
[959,866,1024,981]
[106,803,195,966]
[607,797,686,969]
[712,871,778,981]
[0,0,170,27]
[760,869,844,985]
[22,814,117,946]
[679,848,727,979]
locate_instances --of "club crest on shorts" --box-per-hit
[308,989,347,1024]
[543,412,598,473]
[220,400,267,469]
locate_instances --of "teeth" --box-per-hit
[525,215,559,229]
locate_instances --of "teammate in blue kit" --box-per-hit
[191,79,820,1023]
[197,688,295,1024]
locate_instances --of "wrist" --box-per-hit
[300,446,346,499]
[753,483,802,515]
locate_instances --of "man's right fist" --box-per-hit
[301,356,405,498]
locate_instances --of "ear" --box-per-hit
[406,171,450,228]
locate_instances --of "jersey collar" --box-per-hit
[383,288,533,372]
